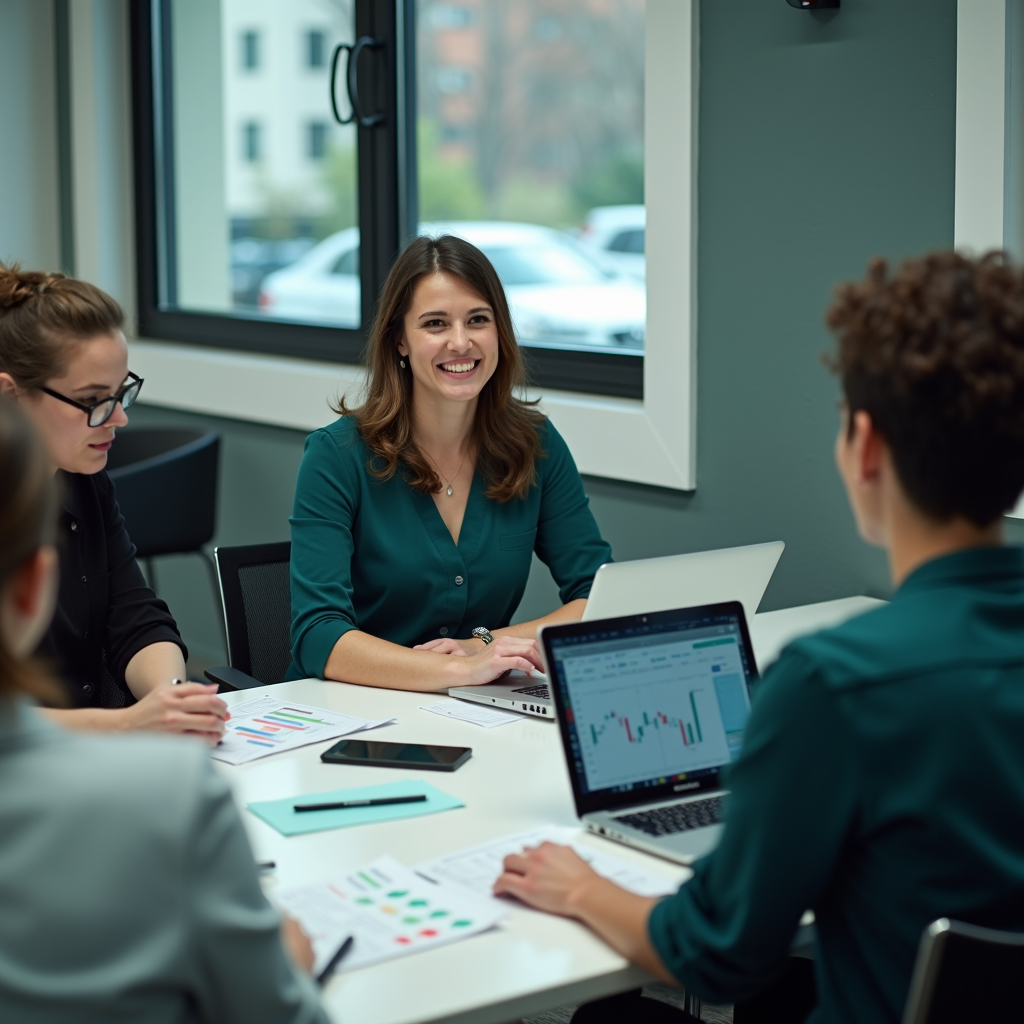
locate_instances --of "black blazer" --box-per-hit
[39,471,187,708]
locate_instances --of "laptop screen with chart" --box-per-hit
[543,603,759,815]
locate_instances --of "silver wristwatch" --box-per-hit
[471,626,495,645]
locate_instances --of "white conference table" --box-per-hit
[217,595,883,1024]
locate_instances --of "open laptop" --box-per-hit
[583,541,785,625]
[448,671,554,717]
[539,602,758,864]
[447,542,780,720]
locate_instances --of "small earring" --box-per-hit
[399,358,406,369]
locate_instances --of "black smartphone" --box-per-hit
[320,739,472,772]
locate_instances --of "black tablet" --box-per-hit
[320,739,472,772]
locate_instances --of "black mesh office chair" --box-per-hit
[204,542,292,691]
[105,428,220,601]
[902,918,1024,1024]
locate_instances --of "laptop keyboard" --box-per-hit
[512,684,550,699]
[613,796,723,837]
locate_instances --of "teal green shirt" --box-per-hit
[649,546,1024,1024]
[289,416,612,678]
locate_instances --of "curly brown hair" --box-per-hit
[826,250,1024,526]
[336,234,544,503]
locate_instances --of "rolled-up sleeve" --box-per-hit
[534,422,612,603]
[289,429,361,678]
[647,650,859,1004]
[98,474,187,685]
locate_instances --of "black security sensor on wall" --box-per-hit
[787,0,839,7]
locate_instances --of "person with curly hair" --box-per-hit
[493,251,1024,1024]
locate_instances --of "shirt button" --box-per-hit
[439,627,448,635]
[80,576,87,583]
[70,522,78,532]
[455,575,464,586]
[82,684,93,695]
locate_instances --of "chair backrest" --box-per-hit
[214,542,292,684]
[107,429,220,557]
[902,918,1024,1024]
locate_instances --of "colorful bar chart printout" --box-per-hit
[211,696,394,765]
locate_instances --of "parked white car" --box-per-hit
[579,204,646,281]
[257,221,645,350]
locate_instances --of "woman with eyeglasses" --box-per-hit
[0,264,228,738]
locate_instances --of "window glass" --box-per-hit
[161,0,359,327]
[416,0,646,354]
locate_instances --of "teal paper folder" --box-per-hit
[247,779,465,836]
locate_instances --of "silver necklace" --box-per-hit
[424,449,468,497]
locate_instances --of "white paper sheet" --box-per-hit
[211,696,394,765]
[273,855,507,974]
[416,825,683,900]
[419,698,524,728]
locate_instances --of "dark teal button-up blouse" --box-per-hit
[288,415,612,679]
[648,546,1024,1023]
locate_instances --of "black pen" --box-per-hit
[316,935,354,987]
[293,794,428,813]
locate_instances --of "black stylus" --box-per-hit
[316,935,354,986]
[294,794,428,812]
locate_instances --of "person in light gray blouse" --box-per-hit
[0,395,329,1023]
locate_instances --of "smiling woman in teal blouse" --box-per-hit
[289,235,612,691]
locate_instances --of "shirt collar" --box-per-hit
[895,545,1024,599]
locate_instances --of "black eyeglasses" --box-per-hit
[40,372,144,427]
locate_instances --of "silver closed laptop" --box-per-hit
[540,602,758,865]
[582,541,785,624]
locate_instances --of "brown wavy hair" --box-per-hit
[336,234,545,502]
[0,397,63,703]
[0,262,125,390]
[826,250,1024,525]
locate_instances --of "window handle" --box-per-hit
[330,37,386,129]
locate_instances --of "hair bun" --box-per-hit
[0,263,63,312]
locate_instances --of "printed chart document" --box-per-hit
[211,696,394,765]
[273,855,507,974]
[417,826,684,900]
[419,698,523,728]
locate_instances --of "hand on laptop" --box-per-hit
[441,636,545,685]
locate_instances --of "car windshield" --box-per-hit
[481,242,610,286]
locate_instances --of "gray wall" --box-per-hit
[0,0,60,271]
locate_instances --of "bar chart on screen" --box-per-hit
[211,696,394,765]
[563,641,737,789]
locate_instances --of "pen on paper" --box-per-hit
[293,795,428,813]
[316,935,354,986]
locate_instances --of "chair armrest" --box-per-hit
[204,666,265,691]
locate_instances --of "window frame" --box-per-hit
[130,0,644,399]
[952,0,1024,518]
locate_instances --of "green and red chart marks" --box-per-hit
[211,695,394,765]
[273,856,507,973]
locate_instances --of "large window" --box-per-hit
[132,0,645,397]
